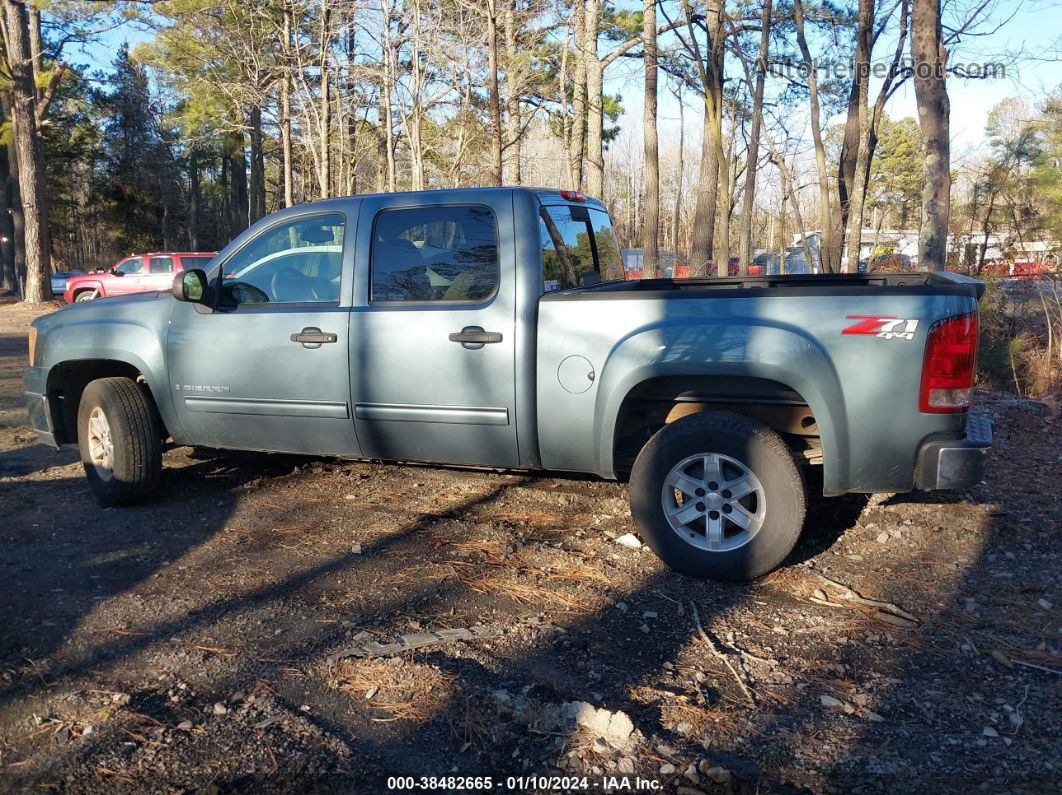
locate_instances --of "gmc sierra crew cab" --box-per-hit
[24,187,992,580]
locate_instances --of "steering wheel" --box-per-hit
[226,281,269,304]
[271,268,315,302]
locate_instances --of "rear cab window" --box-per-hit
[539,204,623,291]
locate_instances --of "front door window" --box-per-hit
[220,214,345,305]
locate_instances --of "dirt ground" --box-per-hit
[0,297,1059,794]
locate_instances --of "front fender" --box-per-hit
[592,318,848,491]
[66,279,105,298]
[34,298,177,435]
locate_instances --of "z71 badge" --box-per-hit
[842,315,919,340]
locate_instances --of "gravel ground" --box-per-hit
[0,297,1059,793]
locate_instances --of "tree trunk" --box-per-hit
[672,89,684,261]
[793,0,835,273]
[319,4,332,200]
[583,0,604,197]
[503,0,521,185]
[706,1,729,277]
[976,191,996,275]
[380,19,397,193]
[485,0,503,186]
[738,0,772,274]
[27,2,40,80]
[0,101,17,292]
[911,0,950,270]
[843,0,875,272]
[641,0,659,279]
[3,0,51,302]
[690,108,719,277]
[281,10,295,206]
[249,105,266,221]
[568,0,587,190]
[188,148,200,250]
[229,132,248,238]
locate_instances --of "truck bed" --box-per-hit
[535,268,984,495]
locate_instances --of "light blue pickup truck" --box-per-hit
[24,188,991,580]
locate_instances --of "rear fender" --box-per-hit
[595,320,848,492]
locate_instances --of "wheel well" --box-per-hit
[613,376,821,473]
[71,286,96,298]
[46,361,165,444]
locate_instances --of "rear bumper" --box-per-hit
[23,366,58,449]
[914,416,992,491]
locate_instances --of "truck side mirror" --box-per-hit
[172,269,208,303]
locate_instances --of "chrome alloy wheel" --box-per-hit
[661,452,766,551]
[87,406,114,480]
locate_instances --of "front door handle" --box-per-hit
[449,326,503,349]
[290,327,338,349]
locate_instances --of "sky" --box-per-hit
[73,0,1062,162]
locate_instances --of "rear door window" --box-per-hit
[149,256,174,274]
[370,205,499,303]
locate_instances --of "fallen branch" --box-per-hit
[690,602,755,706]
[815,573,919,623]
[1008,658,1062,676]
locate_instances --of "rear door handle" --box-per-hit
[290,327,338,349]
[449,326,503,349]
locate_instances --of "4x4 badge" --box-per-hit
[842,315,919,340]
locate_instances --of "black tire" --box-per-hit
[629,411,806,582]
[74,290,97,302]
[77,377,162,506]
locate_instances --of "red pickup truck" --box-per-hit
[63,252,217,304]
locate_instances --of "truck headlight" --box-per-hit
[28,327,37,366]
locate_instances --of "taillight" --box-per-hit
[919,313,978,413]
[559,190,587,202]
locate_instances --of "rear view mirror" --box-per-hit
[172,269,208,303]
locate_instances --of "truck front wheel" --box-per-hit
[629,411,806,582]
[77,377,162,506]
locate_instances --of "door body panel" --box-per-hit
[143,256,176,293]
[165,201,360,456]
[349,192,520,468]
[107,256,147,296]
[167,303,357,455]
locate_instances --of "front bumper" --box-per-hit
[23,366,58,448]
[914,415,992,491]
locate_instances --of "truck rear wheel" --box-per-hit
[77,377,162,506]
[629,411,805,582]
